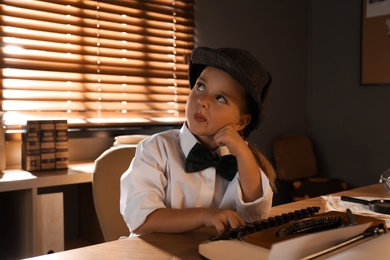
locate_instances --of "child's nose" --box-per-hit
[198,96,210,109]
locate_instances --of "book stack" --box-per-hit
[22,120,69,171]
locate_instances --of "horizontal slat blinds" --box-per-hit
[0,0,195,127]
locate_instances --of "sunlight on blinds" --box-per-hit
[0,0,194,128]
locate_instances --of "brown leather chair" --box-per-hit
[92,145,136,241]
[273,134,348,203]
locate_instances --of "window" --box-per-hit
[0,0,195,129]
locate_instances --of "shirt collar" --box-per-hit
[179,123,233,158]
[179,123,199,158]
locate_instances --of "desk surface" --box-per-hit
[0,162,94,192]
[27,183,389,260]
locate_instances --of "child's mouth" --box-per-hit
[194,113,206,122]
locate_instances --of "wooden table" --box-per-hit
[25,183,389,260]
[271,182,388,216]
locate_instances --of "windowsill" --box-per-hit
[5,122,183,141]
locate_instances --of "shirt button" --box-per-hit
[206,178,211,184]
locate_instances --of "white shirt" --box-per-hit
[120,123,273,234]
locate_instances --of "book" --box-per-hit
[40,120,56,170]
[22,120,41,171]
[55,120,69,169]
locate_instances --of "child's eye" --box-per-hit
[196,83,205,91]
[216,95,227,103]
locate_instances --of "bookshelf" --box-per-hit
[0,162,104,259]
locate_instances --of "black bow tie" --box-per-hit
[185,143,238,181]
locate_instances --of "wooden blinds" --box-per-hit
[0,0,195,128]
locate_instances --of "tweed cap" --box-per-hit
[188,47,272,135]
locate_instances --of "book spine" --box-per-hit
[40,120,56,170]
[55,120,69,169]
[22,121,41,171]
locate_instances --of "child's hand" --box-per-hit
[203,208,245,234]
[213,124,248,157]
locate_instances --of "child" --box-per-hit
[120,46,276,236]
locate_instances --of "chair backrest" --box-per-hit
[92,145,136,241]
[273,134,317,181]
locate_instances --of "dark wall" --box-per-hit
[195,0,309,158]
[309,1,390,187]
[195,0,390,188]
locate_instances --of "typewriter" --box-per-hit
[199,207,387,259]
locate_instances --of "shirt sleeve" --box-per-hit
[235,170,273,222]
[120,139,168,234]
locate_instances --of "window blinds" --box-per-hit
[0,0,195,128]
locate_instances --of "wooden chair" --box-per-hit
[272,134,348,204]
[92,145,136,241]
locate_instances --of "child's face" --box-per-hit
[186,66,250,144]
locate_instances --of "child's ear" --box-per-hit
[236,114,251,131]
